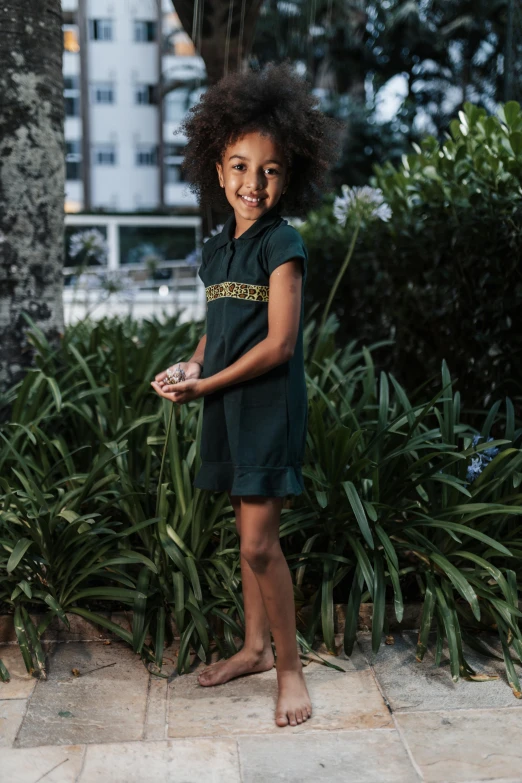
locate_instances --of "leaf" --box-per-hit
[344,563,364,656]
[371,549,386,655]
[434,584,461,682]
[343,482,374,549]
[429,553,480,621]
[7,538,33,573]
[321,560,335,654]
[416,574,437,662]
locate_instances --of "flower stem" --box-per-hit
[156,401,175,518]
[312,213,362,362]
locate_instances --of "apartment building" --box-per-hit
[62,0,205,213]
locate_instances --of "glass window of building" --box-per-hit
[164,143,186,183]
[119,225,196,267]
[135,84,156,105]
[89,19,113,41]
[65,95,81,117]
[134,20,157,42]
[136,145,158,166]
[91,82,115,104]
[64,74,81,117]
[62,11,80,52]
[164,89,190,123]
[63,26,80,52]
[93,144,116,165]
[64,75,79,91]
[66,140,82,180]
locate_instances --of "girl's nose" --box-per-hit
[246,170,266,191]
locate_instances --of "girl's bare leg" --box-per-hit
[239,496,312,727]
[197,493,275,687]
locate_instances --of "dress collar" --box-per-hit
[212,204,282,248]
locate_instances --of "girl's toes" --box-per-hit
[276,712,289,727]
[288,710,297,726]
[295,709,303,724]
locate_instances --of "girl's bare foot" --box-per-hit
[275,663,312,727]
[197,647,275,687]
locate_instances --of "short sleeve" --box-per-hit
[264,224,308,282]
[197,240,211,285]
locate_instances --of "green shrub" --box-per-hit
[1,314,522,694]
[301,101,522,413]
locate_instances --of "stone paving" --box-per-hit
[1,630,522,783]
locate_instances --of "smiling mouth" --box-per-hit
[239,194,266,206]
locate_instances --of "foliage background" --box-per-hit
[301,101,522,413]
[1,311,521,693]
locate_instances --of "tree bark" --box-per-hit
[0,0,65,394]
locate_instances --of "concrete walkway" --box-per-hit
[1,630,521,783]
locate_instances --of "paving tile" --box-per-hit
[238,729,420,783]
[396,709,522,782]
[167,663,392,738]
[144,676,169,741]
[0,699,27,748]
[80,738,241,782]
[14,641,150,748]
[0,644,38,699]
[0,744,85,782]
[358,631,522,712]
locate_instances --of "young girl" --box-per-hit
[151,62,340,728]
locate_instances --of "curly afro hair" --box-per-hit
[179,61,343,217]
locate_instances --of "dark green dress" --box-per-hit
[193,204,308,498]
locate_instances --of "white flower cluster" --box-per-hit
[73,269,136,300]
[69,228,109,265]
[333,186,392,228]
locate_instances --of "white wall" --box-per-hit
[63,0,202,211]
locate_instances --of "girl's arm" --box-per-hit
[199,260,302,395]
[189,333,206,369]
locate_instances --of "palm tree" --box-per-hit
[0,0,65,396]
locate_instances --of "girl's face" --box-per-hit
[216,131,289,224]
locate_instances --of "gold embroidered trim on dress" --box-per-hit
[205,281,269,303]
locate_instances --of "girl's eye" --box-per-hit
[232,164,280,175]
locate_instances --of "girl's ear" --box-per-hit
[216,161,224,188]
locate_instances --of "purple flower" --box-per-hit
[467,435,499,483]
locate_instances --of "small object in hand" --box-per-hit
[166,364,186,384]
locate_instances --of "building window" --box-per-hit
[64,75,80,117]
[164,89,196,123]
[135,84,156,105]
[66,140,82,180]
[136,144,158,166]
[64,75,79,91]
[134,20,157,42]
[164,144,186,183]
[165,163,187,184]
[65,95,81,117]
[91,82,115,104]
[89,19,113,41]
[63,26,80,52]
[93,144,116,165]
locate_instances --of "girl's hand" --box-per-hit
[154,361,202,389]
[150,378,204,404]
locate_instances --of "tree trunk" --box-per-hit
[0,0,65,395]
